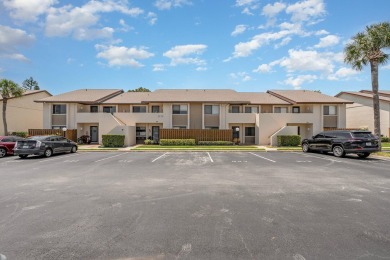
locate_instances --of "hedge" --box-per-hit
[381,136,389,142]
[198,141,234,146]
[10,131,28,138]
[159,139,196,146]
[277,135,301,146]
[102,135,125,147]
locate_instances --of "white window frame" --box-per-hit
[273,106,289,113]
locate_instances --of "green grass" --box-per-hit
[374,151,390,157]
[276,146,302,150]
[381,142,390,148]
[133,145,264,151]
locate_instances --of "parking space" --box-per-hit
[1,151,390,259]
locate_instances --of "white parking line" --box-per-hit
[152,152,169,163]
[295,153,343,163]
[249,152,276,163]
[207,152,214,163]
[38,153,80,163]
[94,153,125,162]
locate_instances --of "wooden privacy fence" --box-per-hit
[160,129,233,142]
[28,129,78,142]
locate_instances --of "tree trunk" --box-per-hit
[370,60,381,150]
[2,98,7,135]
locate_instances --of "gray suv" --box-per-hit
[301,130,379,158]
[14,135,78,158]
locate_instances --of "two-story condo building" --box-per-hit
[36,89,352,145]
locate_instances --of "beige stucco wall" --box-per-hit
[337,93,390,136]
[0,91,51,135]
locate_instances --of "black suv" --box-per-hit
[301,130,379,158]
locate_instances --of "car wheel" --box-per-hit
[0,148,6,158]
[44,148,53,158]
[333,145,345,158]
[71,146,77,153]
[19,155,28,159]
[302,143,310,153]
[357,152,370,158]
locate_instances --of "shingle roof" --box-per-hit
[268,90,354,104]
[360,89,390,98]
[103,89,290,104]
[0,89,51,101]
[36,89,123,103]
[336,91,390,103]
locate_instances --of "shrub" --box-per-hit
[102,135,125,147]
[198,141,234,145]
[382,136,389,142]
[10,131,28,138]
[144,139,153,145]
[159,139,196,146]
[277,135,301,146]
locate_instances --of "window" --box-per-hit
[52,104,66,114]
[90,106,98,113]
[133,106,147,113]
[1,137,14,142]
[52,126,66,130]
[231,106,240,113]
[103,106,116,113]
[245,107,258,113]
[173,126,187,129]
[152,106,160,113]
[206,127,219,130]
[172,105,188,114]
[324,105,337,115]
[245,127,255,137]
[292,107,300,113]
[204,105,219,115]
[274,107,288,113]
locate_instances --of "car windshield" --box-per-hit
[352,132,374,138]
[28,136,49,141]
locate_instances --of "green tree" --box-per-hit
[0,79,25,135]
[128,87,151,92]
[22,76,40,90]
[344,22,390,149]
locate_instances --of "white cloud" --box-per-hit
[284,74,317,89]
[328,67,359,80]
[286,0,325,22]
[262,2,286,17]
[230,72,251,82]
[119,19,133,32]
[196,67,207,71]
[231,25,247,37]
[235,0,257,6]
[3,0,57,22]
[278,49,336,74]
[275,37,292,49]
[314,35,340,48]
[154,0,192,10]
[95,45,154,67]
[45,0,143,40]
[235,0,259,15]
[153,64,165,71]
[253,64,272,73]
[315,29,329,35]
[163,44,207,66]
[147,12,157,25]
[0,25,34,61]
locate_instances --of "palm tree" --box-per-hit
[0,79,25,135]
[344,22,390,149]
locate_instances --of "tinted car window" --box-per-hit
[1,137,13,142]
[332,132,352,138]
[58,137,68,142]
[314,134,325,138]
[352,132,374,138]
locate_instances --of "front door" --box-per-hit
[90,126,98,143]
[152,126,160,144]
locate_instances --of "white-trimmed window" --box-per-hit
[173,126,187,129]
[133,106,147,113]
[204,105,219,115]
[274,106,288,113]
[324,105,337,115]
[52,104,66,114]
[245,106,258,113]
[172,105,188,114]
[230,105,240,113]
[245,127,255,137]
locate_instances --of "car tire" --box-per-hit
[44,148,53,158]
[333,145,345,158]
[357,152,370,158]
[0,148,6,158]
[71,146,77,153]
[302,143,310,153]
[19,155,28,159]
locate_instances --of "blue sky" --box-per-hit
[0,0,389,96]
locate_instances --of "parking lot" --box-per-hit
[1,151,390,260]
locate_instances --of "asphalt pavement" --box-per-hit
[0,151,389,260]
